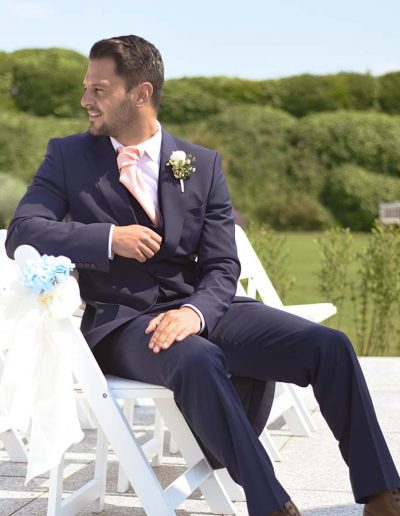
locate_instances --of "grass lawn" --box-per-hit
[275,232,398,355]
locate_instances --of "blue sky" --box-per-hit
[0,0,399,79]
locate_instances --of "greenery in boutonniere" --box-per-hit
[167,150,196,192]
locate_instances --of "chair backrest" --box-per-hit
[234,225,283,308]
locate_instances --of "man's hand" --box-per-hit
[112,225,162,262]
[145,307,201,353]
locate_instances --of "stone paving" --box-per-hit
[1,357,399,515]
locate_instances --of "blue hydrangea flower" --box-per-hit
[23,255,75,295]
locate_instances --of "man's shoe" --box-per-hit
[364,488,400,515]
[269,499,302,515]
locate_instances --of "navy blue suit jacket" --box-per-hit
[6,128,273,440]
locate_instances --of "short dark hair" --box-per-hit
[89,35,164,110]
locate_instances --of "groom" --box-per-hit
[6,35,400,515]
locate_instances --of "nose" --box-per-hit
[81,89,92,109]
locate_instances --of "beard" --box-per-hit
[88,97,137,138]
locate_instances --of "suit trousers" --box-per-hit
[94,302,400,515]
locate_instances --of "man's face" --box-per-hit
[81,57,138,139]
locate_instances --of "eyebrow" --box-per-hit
[82,80,110,87]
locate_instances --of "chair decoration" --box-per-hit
[0,250,83,483]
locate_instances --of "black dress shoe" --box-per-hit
[269,499,302,515]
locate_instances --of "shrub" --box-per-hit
[379,72,400,114]
[317,223,400,355]
[10,48,87,117]
[0,52,17,112]
[352,222,400,355]
[322,164,400,230]
[0,111,87,183]
[327,72,379,111]
[278,74,338,117]
[246,223,295,301]
[290,111,400,195]
[159,79,227,124]
[317,227,353,323]
[278,73,379,117]
[204,106,296,225]
[0,173,27,227]
[159,76,281,124]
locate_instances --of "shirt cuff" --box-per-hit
[182,304,206,333]
[108,225,115,260]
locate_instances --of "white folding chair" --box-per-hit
[10,244,236,516]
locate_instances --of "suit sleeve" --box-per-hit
[6,139,112,272]
[182,152,241,335]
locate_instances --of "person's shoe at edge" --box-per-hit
[364,488,400,515]
[269,499,302,515]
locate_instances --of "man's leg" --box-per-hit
[210,302,400,504]
[94,314,290,515]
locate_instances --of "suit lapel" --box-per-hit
[158,129,187,256]
[88,135,138,225]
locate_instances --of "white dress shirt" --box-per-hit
[107,124,205,331]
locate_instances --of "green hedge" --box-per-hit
[0,173,27,227]
[289,111,400,196]
[0,112,87,183]
[194,105,332,229]
[159,76,281,124]
[323,164,400,230]
[278,73,379,117]
[379,72,400,114]
[0,46,399,121]
[0,52,17,112]
[10,48,87,117]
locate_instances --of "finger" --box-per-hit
[134,249,148,262]
[150,321,177,352]
[139,243,156,259]
[143,236,161,253]
[145,313,165,334]
[156,326,182,352]
[175,329,192,342]
[146,229,162,244]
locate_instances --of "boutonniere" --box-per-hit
[167,150,196,193]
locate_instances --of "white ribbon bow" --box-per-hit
[0,261,84,483]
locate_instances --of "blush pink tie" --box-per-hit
[117,146,158,225]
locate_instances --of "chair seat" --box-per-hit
[106,375,174,399]
[279,302,337,323]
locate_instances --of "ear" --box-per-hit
[135,82,154,107]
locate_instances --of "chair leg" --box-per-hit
[169,435,179,454]
[92,427,108,513]
[151,408,165,467]
[0,428,28,462]
[47,456,65,516]
[155,397,237,515]
[286,384,318,433]
[76,397,98,430]
[117,400,134,493]
[216,468,246,502]
[259,428,282,462]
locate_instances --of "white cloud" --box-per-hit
[1,0,54,20]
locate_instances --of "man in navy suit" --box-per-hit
[6,35,400,515]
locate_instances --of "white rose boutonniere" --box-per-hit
[167,150,196,192]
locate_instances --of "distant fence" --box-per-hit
[379,202,400,224]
